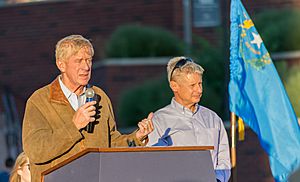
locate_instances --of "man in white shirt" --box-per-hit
[147,56,231,182]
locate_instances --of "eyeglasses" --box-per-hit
[170,57,194,80]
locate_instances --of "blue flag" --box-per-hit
[229,0,300,181]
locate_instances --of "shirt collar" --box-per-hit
[58,75,86,99]
[171,97,199,116]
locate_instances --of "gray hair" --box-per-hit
[55,35,94,61]
[167,56,204,82]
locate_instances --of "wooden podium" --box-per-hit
[42,146,216,182]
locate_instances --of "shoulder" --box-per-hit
[92,86,109,99]
[27,84,51,102]
[199,105,218,116]
[153,104,173,118]
[152,104,177,127]
[198,105,223,124]
[92,85,112,105]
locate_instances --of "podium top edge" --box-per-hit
[41,146,213,178]
[92,146,214,152]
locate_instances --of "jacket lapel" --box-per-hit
[49,77,75,123]
[49,77,69,105]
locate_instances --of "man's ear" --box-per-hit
[56,59,65,73]
[170,81,179,92]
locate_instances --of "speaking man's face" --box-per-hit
[59,47,92,91]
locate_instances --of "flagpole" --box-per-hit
[230,112,237,182]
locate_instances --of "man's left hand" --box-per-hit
[136,112,154,141]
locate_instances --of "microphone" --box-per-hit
[85,85,95,133]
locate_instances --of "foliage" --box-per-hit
[117,77,173,127]
[106,24,185,58]
[254,9,300,52]
[274,61,289,81]
[273,61,300,117]
[285,65,300,117]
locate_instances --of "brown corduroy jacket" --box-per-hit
[22,77,142,182]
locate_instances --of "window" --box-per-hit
[1,0,61,6]
[193,0,221,27]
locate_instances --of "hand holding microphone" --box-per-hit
[85,86,96,133]
[72,87,96,130]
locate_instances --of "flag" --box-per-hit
[229,0,300,181]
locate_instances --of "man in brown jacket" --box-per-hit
[22,35,154,182]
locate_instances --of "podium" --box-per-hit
[42,146,216,182]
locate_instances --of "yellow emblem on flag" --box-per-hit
[241,19,254,29]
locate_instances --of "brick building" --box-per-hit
[0,0,299,107]
[0,0,299,181]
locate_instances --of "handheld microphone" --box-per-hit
[85,85,95,133]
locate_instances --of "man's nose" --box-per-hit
[195,84,202,92]
[81,60,91,70]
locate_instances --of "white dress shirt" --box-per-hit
[147,98,231,182]
[58,76,86,111]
